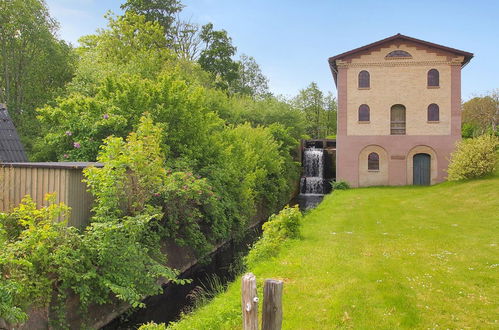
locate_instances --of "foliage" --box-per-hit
[71,11,174,95]
[233,54,270,97]
[160,172,221,255]
[447,134,499,181]
[170,17,202,61]
[198,23,240,91]
[293,82,337,138]
[0,194,74,323]
[169,174,499,329]
[0,0,75,153]
[36,71,299,255]
[83,114,167,219]
[139,322,167,330]
[332,180,350,190]
[121,0,184,38]
[245,206,302,266]
[0,190,182,325]
[462,91,499,136]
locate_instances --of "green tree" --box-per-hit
[0,0,75,153]
[462,91,499,136]
[170,16,202,61]
[198,23,240,91]
[120,0,184,38]
[293,82,336,138]
[324,92,338,137]
[233,54,270,97]
[71,11,173,95]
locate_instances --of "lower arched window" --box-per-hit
[427,103,439,121]
[359,104,370,121]
[368,152,379,170]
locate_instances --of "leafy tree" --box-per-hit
[198,23,240,91]
[170,16,203,61]
[462,91,499,136]
[293,82,337,138]
[71,11,173,95]
[233,54,270,97]
[0,0,75,152]
[120,0,184,38]
[324,91,338,137]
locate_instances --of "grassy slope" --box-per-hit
[169,175,499,329]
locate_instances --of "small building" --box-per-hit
[328,34,473,187]
[0,104,99,227]
[0,162,101,228]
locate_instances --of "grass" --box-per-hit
[168,174,499,329]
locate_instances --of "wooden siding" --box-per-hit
[0,165,93,228]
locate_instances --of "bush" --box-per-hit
[245,206,302,266]
[138,322,167,330]
[447,135,499,181]
[332,180,350,190]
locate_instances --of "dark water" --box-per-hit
[103,195,326,329]
[103,226,261,329]
[290,194,325,211]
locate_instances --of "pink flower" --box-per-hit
[65,131,72,136]
[103,114,109,119]
[73,142,81,148]
[63,154,69,159]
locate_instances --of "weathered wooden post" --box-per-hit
[242,273,259,330]
[262,279,283,330]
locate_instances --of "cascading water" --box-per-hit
[295,147,326,210]
[300,147,325,195]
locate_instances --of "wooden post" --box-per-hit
[262,279,283,330]
[242,273,258,330]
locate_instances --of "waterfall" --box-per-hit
[300,148,325,195]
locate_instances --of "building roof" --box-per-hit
[0,104,28,162]
[2,162,104,169]
[328,33,474,86]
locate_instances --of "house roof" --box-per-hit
[0,104,28,162]
[328,33,474,86]
[2,162,104,169]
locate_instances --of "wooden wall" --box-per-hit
[0,165,93,228]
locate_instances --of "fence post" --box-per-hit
[242,273,258,330]
[262,279,283,330]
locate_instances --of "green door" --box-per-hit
[413,153,431,185]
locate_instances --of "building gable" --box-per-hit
[328,34,473,86]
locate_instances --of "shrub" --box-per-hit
[138,322,167,330]
[447,135,499,181]
[332,180,350,190]
[245,206,302,266]
[0,194,74,324]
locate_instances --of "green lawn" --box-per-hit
[169,175,499,329]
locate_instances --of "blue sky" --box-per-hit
[45,0,499,100]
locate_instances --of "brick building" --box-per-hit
[328,34,473,187]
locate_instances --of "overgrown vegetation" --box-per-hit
[245,206,302,266]
[0,0,339,325]
[447,134,499,181]
[168,173,499,329]
[461,90,498,137]
[332,180,350,190]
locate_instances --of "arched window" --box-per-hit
[427,103,439,121]
[358,104,370,121]
[386,50,412,58]
[427,69,439,87]
[358,70,370,88]
[368,152,379,170]
[390,104,406,135]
